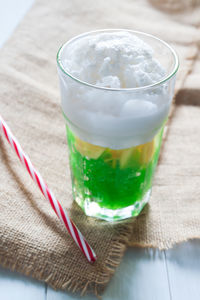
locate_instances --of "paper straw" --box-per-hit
[0,115,96,263]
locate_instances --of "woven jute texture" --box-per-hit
[0,0,199,297]
[128,1,200,248]
[129,89,200,248]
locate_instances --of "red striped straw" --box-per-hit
[0,115,96,263]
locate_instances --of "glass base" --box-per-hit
[74,189,151,222]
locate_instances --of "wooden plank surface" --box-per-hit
[1,242,200,300]
[0,267,46,300]
[47,248,171,300]
[0,0,34,47]
[165,240,200,300]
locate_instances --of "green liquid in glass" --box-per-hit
[66,126,163,220]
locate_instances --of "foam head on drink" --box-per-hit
[57,30,174,221]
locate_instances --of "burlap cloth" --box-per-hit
[0,0,200,297]
[128,0,200,248]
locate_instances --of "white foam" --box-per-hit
[62,31,165,89]
[121,99,157,117]
[59,31,172,149]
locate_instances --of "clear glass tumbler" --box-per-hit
[57,29,179,221]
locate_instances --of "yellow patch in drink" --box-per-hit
[137,139,155,165]
[75,137,105,159]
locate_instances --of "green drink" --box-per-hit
[66,125,164,220]
[57,30,178,220]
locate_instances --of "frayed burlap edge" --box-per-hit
[129,237,200,251]
[1,46,198,297]
[0,222,133,298]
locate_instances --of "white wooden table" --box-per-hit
[0,1,200,299]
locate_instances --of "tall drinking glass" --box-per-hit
[57,29,179,221]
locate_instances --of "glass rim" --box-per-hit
[57,29,179,92]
